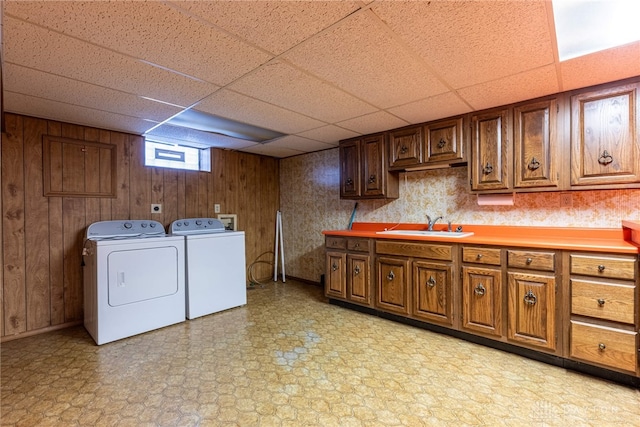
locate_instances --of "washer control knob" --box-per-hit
[184,221,190,226]
[124,222,132,229]
[141,223,147,228]
[176,222,182,227]
[149,223,156,228]
[196,220,202,226]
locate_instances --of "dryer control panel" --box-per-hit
[86,220,165,239]
[171,218,226,235]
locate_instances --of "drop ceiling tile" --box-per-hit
[172,1,360,55]
[4,17,218,107]
[5,63,182,122]
[265,135,335,153]
[5,92,157,135]
[229,60,376,123]
[387,92,473,124]
[240,144,304,159]
[560,42,640,91]
[457,65,559,111]
[5,1,271,86]
[371,1,554,89]
[145,123,257,150]
[337,111,408,135]
[296,125,359,145]
[282,10,447,109]
[194,89,324,135]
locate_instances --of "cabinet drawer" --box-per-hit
[325,237,346,250]
[570,321,637,373]
[507,250,555,271]
[571,279,636,324]
[462,247,501,266]
[376,240,452,261]
[347,238,371,252]
[570,254,636,281]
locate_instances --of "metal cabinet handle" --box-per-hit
[523,290,537,306]
[400,145,408,154]
[437,138,446,149]
[332,263,338,272]
[598,343,606,351]
[345,178,353,186]
[598,264,605,273]
[354,243,360,248]
[427,275,436,288]
[476,253,483,260]
[386,271,395,281]
[482,162,493,174]
[598,150,613,165]
[528,157,541,171]
[526,257,533,265]
[474,284,486,296]
[368,174,377,184]
[354,266,361,275]
[597,298,605,306]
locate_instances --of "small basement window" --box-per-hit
[144,139,210,172]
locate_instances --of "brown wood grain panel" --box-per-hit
[111,132,130,220]
[46,120,65,325]
[151,167,164,225]
[184,171,199,218]
[2,114,26,335]
[83,128,104,228]
[0,115,3,335]
[62,197,85,322]
[258,156,278,278]
[23,116,51,330]
[163,169,178,226]
[177,170,186,220]
[128,135,150,219]
[198,170,208,218]
[224,151,240,217]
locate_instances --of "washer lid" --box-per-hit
[86,220,166,239]
[171,218,226,235]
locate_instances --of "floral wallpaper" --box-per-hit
[280,148,640,283]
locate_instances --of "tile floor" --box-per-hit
[1,280,639,427]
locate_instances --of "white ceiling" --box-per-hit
[3,0,640,159]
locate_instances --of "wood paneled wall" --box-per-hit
[0,113,279,340]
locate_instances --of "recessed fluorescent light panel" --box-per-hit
[553,0,640,61]
[165,109,286,143]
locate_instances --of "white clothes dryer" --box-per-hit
[171,218,247,319]
[83,220,185,345]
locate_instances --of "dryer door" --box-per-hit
[107,246,179,306]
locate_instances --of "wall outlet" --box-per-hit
[151,204,162,214]
[214,203,221,213]
[560,193,572,208]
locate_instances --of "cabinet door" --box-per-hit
[362,134,387,197]
[470,108,511,191]
[570,82,640,186]
[514,99,559,189]
[507,272,556,350]
[425,117,464,164]
[389,126,423,169]
[376,257,409,315]
[413,260,453,326]
[348,254,371,305]
[326,252,346,299]
[462,266,503,336]
[339,140,361,198]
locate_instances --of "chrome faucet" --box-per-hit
[426,215,443,231]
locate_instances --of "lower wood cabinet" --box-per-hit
[325,237,372,306]
[347,254,371,305]
[326,251,347,299]
[462,266,503,336]
[413,260,454,326]
[376,256,410,315]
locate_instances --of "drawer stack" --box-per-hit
[569,253,638,374]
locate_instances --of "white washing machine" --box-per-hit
[83,220,185,345]
[171,218,247,319]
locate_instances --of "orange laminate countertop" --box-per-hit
[323,222,640,254]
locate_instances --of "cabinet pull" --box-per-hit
[437,138,446,149]
[598,343,606,351]
[368,174,377,184]
[400,145,408,154]
[597,298,606,306]
[482,162,493,175]
[474,284,486,296]
[354,265,361,275]
[427,275,436,288]
[527,157,541,171]
[476,253,483,260]
[354,243,360,248]
[598,150,613,166]
[332,263,338,272]
[597,264,605,273]
[386,271,395,281]
[345,178,353,186]
[523,290,537,306]
[526,257,533,265]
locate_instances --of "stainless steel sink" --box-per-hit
[375,230,474,238]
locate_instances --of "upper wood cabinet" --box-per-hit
[514,99,560,189]
[570,82,640,188]
[388,126,423,169]
[339,134,399,200]
[470,108,511,192]
[425,116,465,165]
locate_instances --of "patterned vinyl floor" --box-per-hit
[1,280,639,426]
